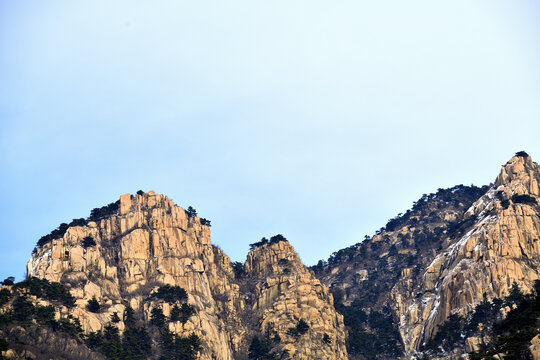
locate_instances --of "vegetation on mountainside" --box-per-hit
[381,185,489,233]
[111,312,121,323]
[0,280,83,339]
[151,307,166,328]
[286,319,310,337]
[312,184,490,359]
[0,337,7,360]
[422,281,540,359]
[0,278,14,286]
[315,184,489,269]
[88,201,120,222]
[0,278,200,360]
[149,285,188,303]
[35,199,119,249]
[249,234,288,250]
[36,218,85,249]
[86,296,101,313]
[85,288,200,360]
[0,289,10,307]
[170,303,196,324]
[183,206,211,226]
[82,236,97,248]
[512,193,537,205]
[334,300,402,359]
[147,285,197,331]
[185,206,197,218]
[248,332,280,360]
[13,277,76,307]
[34,195,211,251]
[86,323,152,360]
[232,261,245,279]
[470,281,540,360]
[159,330,201,360]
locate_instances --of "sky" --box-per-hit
[1,1,540,281]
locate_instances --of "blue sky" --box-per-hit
[1,1,539,281]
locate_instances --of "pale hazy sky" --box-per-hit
[1,1,539,281]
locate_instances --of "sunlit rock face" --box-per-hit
[22,154,540,359]
[28,191,236,359]
[391,154,540,355]
[316,153,540,359]
[244,240,348,359]
[27,191,347,359]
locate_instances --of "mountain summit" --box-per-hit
[21,191,346,360]
[392,152,540,354]
[1,153,540,359]
[316,152,540,359]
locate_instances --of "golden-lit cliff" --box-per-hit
[2,153,540,360]
[20,191,346,359]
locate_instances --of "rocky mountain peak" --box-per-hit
[9,191,348,360]
[466,153,539,219]
[4,154,540,360]
[391,152,540,355]
[240,237,348,359]
[244,238,303,277]
[495,152,539,194]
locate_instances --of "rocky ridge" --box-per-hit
[393,154,540,355]
[316,153,540,359]
[2,153,540,360]
[316,184,488,358]
[11,191,346,359]
[243,240,347,359]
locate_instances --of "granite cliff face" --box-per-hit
[392,154,540,355]
[316,154,540,359]
[2,153,540,360]
[27,191,236,359]
[19,191,346,359]
[243,241,347,359]
[316,184,489,358]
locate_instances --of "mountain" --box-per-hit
[2,191,346,359]
[1,152,540,360]
[316,152,540,359]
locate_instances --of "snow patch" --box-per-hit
[30,249,52,276]
[426,297,440,323]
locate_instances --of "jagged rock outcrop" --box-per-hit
[28,191,236,359]
[243,240,348,359]
[317,184,487,310]
[314,153,540,359]
[21,191,347,359]
[392,154,540,355]
[5,153,540,359]
[315,184,488,359]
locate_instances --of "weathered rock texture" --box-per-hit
[315,154,540,359]
[317,184,489,359]
[25,191,346,359]
[531,334,540,360]
[9,153,540,359]
[318,184,487,310]
[243,241,347,359]
[28,191,235,359]
[392,154,540,355]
